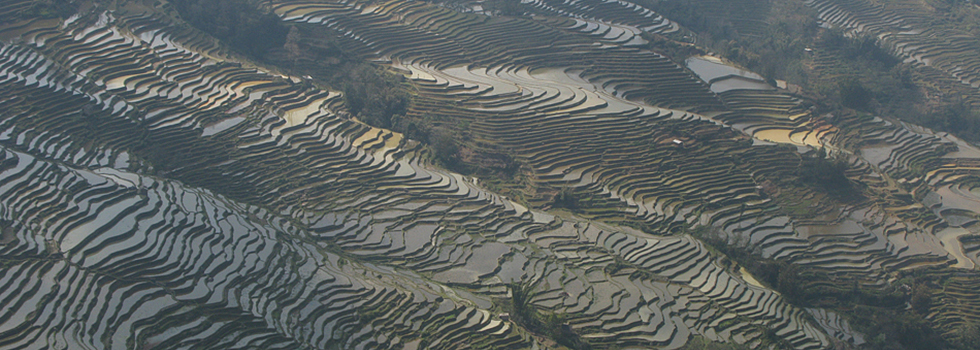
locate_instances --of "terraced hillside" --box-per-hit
[270,0,980,274]
[2,0,980,349]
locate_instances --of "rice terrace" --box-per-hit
[1,0,980,349]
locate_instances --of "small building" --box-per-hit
[499,313,510,321]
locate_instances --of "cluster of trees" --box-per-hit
[169,0,289,58]
[170,0,528,184]
[690,226,810,303]
[428,128,459,166]
[676,336,750,350]
[19,0,78,19]
[797,148,857,198]
[171,0,414,136]
[820,25,980,144]
[918,101,980,143]
[275,25,347,71]
[824,31,900,68]
[839,271,966,350]
[837,78,873,111]
[338,64,411,129]
[817,30,922,117]
[427,127,522,179]
[550,188,580,209]
[391,113,520,179]
[640,0,816,83]
[802,29,980,143]
[641,0,980,143]
[641,0,736,41]
[950,322,980,349]
[424,0,535,16]
[639,32,705,62]
[481,0,533,16]
[814,28,980,143]
[692,225,950,349]
[508,283,591,350]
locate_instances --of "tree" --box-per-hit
[430,129,459,167]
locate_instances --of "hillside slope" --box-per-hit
[0,0,979,349]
